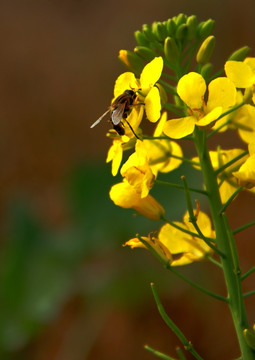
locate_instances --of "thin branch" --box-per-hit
[233,221,255,235]
[215,151,248,176]
[218,186,243,214]
[155,180,208,195]
[144,345,177,360]
[241,266,255,281]
[151,283,205,360]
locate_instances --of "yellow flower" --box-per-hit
[159,211,215,266]
[114,56,164,124]
[232,104,255,144]
[106,139,124,176]
[124,210,215,266]
[233,143,255,188]
[124,234,173,266]
[109,180,165,220]
[163,72,237,139]
[120,140,155,198]
[225,58,255,104]
[193,148,248,204]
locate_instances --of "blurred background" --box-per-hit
[0,0,255,359]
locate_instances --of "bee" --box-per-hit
[90,89,140,138]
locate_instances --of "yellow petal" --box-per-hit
[153,111,167,137]
[225,61,255,88]
[145,86,161,122]
[140,57,164,90]
[113,72,137,98]
[233,155,255,188]
[235,104,255,144]
[206,77,237,112]
[177,72,206,109]
[106,140,123,176]
[164,116,196,139]
[244,57,255,72]
[196,107,222,126]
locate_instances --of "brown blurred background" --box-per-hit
[0,0,255,359]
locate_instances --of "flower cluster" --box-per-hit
[94,15,255,270]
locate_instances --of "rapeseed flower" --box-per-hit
[163,72,236,139]
[225,58,255,104]
[109,180,165,220]
[233,143,255,188]
[124,210,215,266]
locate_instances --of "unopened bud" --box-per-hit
[166,18,176,36]
[196,35,215,64]
[118,50,144,75]
[243,329,255,351]
[186,15,197,40]
[164,37,179,63]
[134,30,150,46]
[176,23,188,40]
[152,21,168,42]
[174,13,187,27]
[200,63,213,80]
[197,19,215,39]
[134,46,158,61]
[142,24,157,41]
[228,46,250,61]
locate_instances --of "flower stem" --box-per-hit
[151,283,205,360]
[193,126,255,360]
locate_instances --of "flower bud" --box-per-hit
[228,46,250,61]
[186,15,197,40]
[243,329,255,351]
[134,46,158,61]
[196,35,215,64]
[166,18,176,36]
[175,23,188,40]
[197,19,215,39]
[200,63,213,80]
[174,13,187,27]
[134,30,150,46]
[152,21,168,42]
[164,36,179,64]
[118,50,144,75]
[142,24,157,41]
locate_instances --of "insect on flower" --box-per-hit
[90,89,141,138]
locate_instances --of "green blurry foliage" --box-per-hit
[0,160,203,358]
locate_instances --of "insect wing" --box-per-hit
[111,103,125,125]
[90,109,110,128]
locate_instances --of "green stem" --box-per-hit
[233,221,255,235]
[144,345,176,360]
[155,179,208,195]
[193,127,255,360]
[151,283,205,360]
[218,186,243,214]
[241,266,255,281]
[169,267,227,302]
[243,290,255,298]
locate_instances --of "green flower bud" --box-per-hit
[197,19,215,39]
[164,37,179,63]
[166,18,176,36]
[175,23,188,40]
[200,63,213,80]
[174,13,187,27]
[186,15,197,40]
[244,329,255,351]
[142,24,157,41]
[134,46,158,61]
[134,30,150,46]
[118,50,144,75]
[196,35,215,64]
[228,46,250,61]
[152,21,168,42]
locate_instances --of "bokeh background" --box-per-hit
[0,0,255,359]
